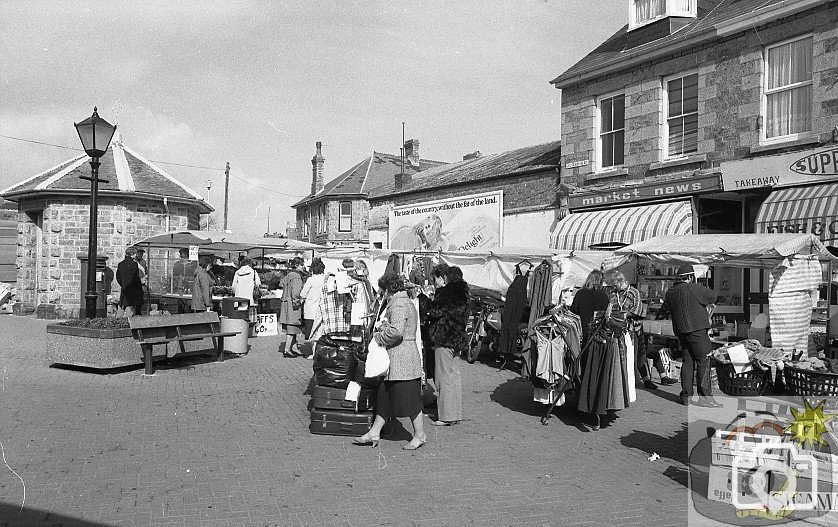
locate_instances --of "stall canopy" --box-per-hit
[604,233,838,270]
[754,182,838,244]
[551,201,692,250]
[132,230,324,252]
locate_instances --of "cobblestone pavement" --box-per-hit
[0,315,691,527]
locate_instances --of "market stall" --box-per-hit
[604,233,838,358]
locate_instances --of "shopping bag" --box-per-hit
[365,339,390,378]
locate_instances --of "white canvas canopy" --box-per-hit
[132,230,324,252]
[312,246,613,295]
[604,233,837,270]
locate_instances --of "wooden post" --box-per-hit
[223,162,230,231]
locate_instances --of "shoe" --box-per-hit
[680,395,691,407]
[352,433,379,447]
[430,420,458,426]
[695,397,723,408]
[642,379,658,390]
[305,354,314,360]
[403,436,426,450]
[282,351,297,358]
[660,377,678,386]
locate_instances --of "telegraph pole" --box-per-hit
[223,161,230,231]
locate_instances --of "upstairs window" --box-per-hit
[630,0,696,30]
[598,94,625,169]
[338,201,352,232]
[764,35,813,140]
[665,73,699,157]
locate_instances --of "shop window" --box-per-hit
[339,201,352,232]
[303,208,310,237]
[598,93,625,169]
[699,198,743,234]
[665,73,698,157]
[630,0,696,30]
[764,35,812,141]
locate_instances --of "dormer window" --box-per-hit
[629,0,697,30]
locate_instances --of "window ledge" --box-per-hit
[648,154,707,171]
[587,167,629,181]
[750,134,819,155]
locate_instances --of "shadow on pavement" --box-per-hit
[620,422,691,488]
[0,501,115,527]
[491,377,589,431]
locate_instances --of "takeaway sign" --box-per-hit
[721,146,838,191]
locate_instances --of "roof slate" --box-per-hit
[551,0,789,87]
[293,152,448,207]
[367,140,562,200]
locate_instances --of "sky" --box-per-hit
[0,0,626,236]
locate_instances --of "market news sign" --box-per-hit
[388,190,503,252]
[722,146,838,190]
[567,175,720,210]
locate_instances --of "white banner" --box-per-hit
[388,191,503,252]
[253,313,278,337]
[721,145,838,190]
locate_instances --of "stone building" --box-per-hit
[367,140,562,249]
[1,133,211,317]
[290,140,447,246]
[549,0,838,318]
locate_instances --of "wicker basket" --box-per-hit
[713,361,772,396]
[783,364,838,396]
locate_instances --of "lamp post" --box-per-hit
[74,107,117,319]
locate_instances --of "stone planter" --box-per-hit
[46,323,143,369]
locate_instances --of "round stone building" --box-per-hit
[1,133,212,318]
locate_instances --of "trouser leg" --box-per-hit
[678,334,695,397]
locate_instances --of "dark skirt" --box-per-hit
[303,319,314,339]
[376,378,422,419]
[577,335,629,415]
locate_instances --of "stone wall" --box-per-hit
[559,5,838,187]
[15,195,200,318]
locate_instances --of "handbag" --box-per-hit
[365,338,390,378]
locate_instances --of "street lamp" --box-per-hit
[74,107,117,318]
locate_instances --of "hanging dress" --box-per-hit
[577,310,631,415]
[499,267,529,356]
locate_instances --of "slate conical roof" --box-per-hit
[2,131,213,213]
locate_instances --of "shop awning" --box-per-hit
[755,183,838,243]
[551,201,692,250]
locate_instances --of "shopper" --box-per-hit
[426,265,468,426]
[116,247,143,317]
[232,258,260,320]
[191,256,216,312]
[662,264,722,407]
[569,270,610,345]
[300,258,326,340]
[353,272,426,451]
[279,257,305,357]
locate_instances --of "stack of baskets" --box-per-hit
[713,361,773,396]
[783,364,838,396]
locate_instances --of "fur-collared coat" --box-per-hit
[428,280,470,352]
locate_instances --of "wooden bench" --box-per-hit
[129,312,240,375]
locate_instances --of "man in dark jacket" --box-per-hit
[116,247,143,317]
[662,264,721,407]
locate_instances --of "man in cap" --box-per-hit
[662,264,721,407]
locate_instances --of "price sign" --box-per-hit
[253,313,278,337]
[188,245,199,261]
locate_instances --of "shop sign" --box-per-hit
[566,159,589,169]
[758,216,838,243]
[388,190,503,252]
[253,313,278,337]
[721,146,838,191]
[568,175,720,210]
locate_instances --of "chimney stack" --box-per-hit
[463,151,481,161]
[404,139,419,167]
[311,141,324,195]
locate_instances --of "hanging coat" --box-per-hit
[499,274,528,355]
[527,261,553,334]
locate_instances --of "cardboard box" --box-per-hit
[707,464,771,506]
[660,320,674,336]
[711,430,788,468]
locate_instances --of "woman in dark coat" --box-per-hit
[279,257,305,357]
[569,270,610,345]
[427,265,469,425]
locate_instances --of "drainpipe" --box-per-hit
[163,197,172,292]
[162,197,171,232]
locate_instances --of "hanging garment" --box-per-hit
[624,332,637,403]
[577,314,630,415]
[534,386,564,406]
[499,274,528,356]
[384,253,401,275]
[320,276,351,335]
[527,261,553,335]
[534,330,565,385]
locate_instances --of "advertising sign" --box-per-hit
[188,245,199,261]
[253,313,278,337]
[721,145,838,191]
[388,191,503,252]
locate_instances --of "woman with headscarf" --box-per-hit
[426,265,469,426]
[353,272,427,450]
[279,257,305,357]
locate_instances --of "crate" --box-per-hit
[714,361,772,396]
[784,364,838,396]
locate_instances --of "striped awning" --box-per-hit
[755,183,838,244]
[551,201,693,250]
